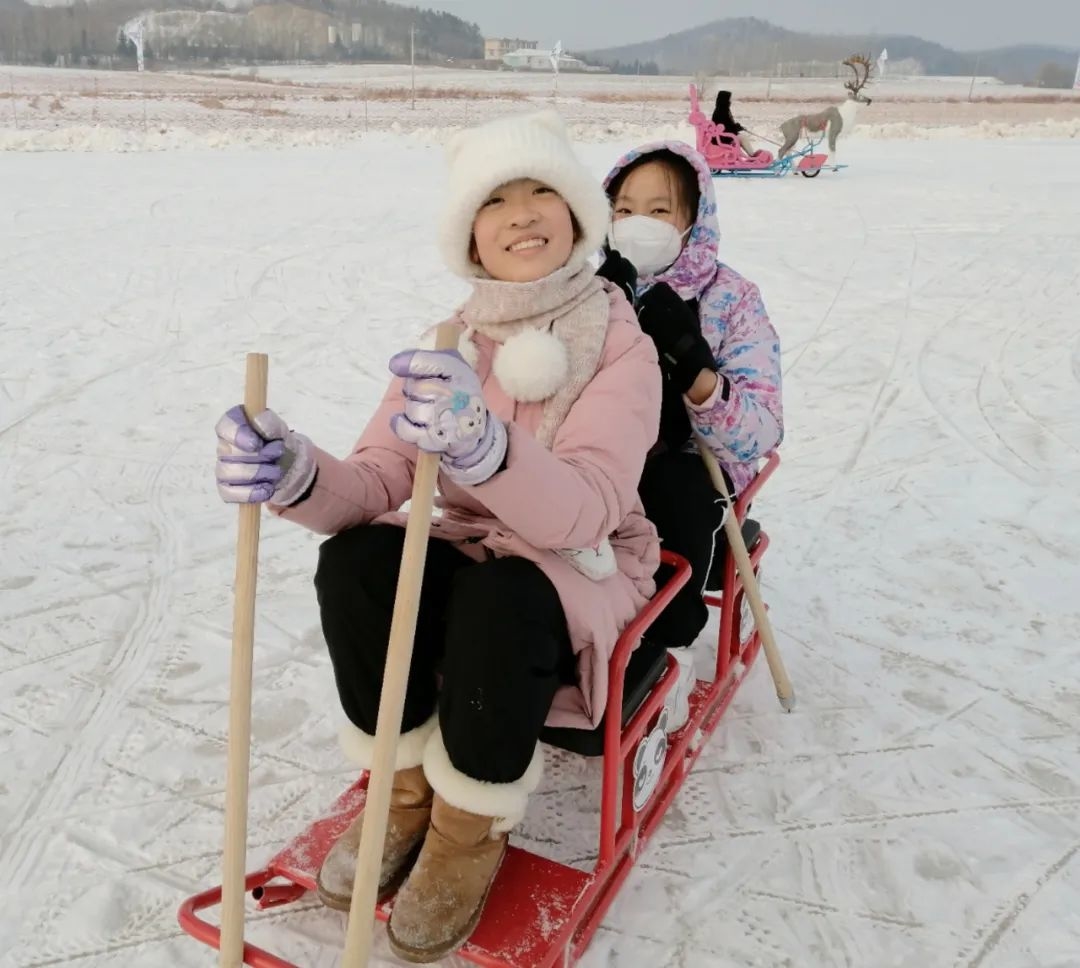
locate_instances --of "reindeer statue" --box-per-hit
[777,54,873,159]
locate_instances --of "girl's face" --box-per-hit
[611,161,694,234]
[470,178,576,283]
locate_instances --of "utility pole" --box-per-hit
[410,24,416,110]
[766,41,779,98]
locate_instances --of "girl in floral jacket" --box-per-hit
[601,140,783,651]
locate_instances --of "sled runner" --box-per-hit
[179,454,780,967]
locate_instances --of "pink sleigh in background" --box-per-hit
[688,85,839,179]
[688,84,775,168]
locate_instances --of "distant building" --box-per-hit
[502,47,589,72]
[484,37,537,61]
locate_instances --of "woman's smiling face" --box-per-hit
[470,178,576,282]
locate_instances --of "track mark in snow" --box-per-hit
[957,840,1080,968]
[694,742,939,777]
[747,889,926,930]
[781,214,868,377]
[833,630,1076,745]
[0,349,161,440]
[913,222,1050,483]
[672,795,1080,841]
[0,453,178,891]
[841,236,918,476]
[135,702,337,776]
[0,638,106,675]
[19,932,189,968]
[989,260,1080,463]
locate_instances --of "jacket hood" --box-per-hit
[603,140,720,301]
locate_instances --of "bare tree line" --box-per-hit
[0,0,483,66]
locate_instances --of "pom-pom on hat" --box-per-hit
[438,110,612,279]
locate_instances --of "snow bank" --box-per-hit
[5,115,1077,153]
[854,117,1080,141]
[0,123,365,152]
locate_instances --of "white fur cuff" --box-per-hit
[423,727,543,835]
[339,713,438,771]
[272,431,317,507]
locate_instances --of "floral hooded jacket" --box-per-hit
[603,141,783,493]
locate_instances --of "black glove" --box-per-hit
[596,247,639,307]
[637,283,717,395]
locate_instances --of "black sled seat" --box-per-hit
[541,517,763,757]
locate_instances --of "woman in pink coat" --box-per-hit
[213,110,661,963]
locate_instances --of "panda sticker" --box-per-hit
[632,709,670,812]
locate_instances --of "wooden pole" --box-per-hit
[696,438,795,712]
[341,324,458,967]
[219,353,269,966]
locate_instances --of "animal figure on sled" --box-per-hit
[689,54,874,178]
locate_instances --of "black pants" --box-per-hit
[639,451,730,649]
[315,524,574,784]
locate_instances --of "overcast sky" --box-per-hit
[423,0,1080,52]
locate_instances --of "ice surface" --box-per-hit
[1,122,1079,967]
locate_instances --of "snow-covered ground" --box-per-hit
[3,65,1080,151]
[2,128,1080,968]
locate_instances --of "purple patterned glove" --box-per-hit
[215,405,317,505]
[388,348,507,487]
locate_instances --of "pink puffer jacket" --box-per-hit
[275,286,662,730]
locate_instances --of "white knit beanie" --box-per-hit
[439,110,612,279]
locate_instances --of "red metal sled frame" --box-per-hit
[179,454,779,967]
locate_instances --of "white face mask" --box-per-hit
[607,216,690,277]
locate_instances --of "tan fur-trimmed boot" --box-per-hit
[316,715,436,910]
[386,727,543,963]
